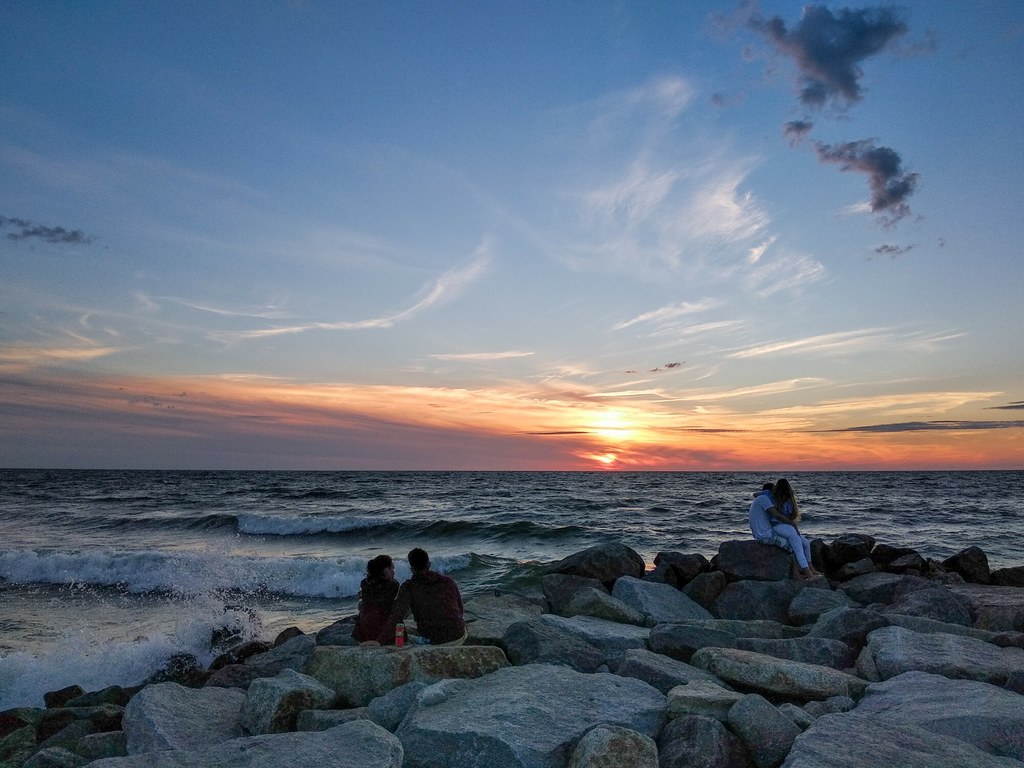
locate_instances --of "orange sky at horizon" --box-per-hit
[3,368,1020,471]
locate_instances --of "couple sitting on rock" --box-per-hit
[351,547,468,646]
[749,478,821,579]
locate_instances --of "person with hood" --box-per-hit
[352,554,400,642]
[379,547,467,645]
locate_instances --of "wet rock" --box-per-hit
[828,534,875,568]
[542,574,608,616]
[43,687,85,710]
[943,546,991,584]
[652,552,710,588]
[682,570,728,610]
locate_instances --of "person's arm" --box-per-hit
[377,583,411,644]
[767,503,798,531]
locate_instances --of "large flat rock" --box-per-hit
[396,664,666,768]
[121,683,244,754]
[859,625,1024,685]
[689,647,867,701]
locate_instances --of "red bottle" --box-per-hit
[395,622,405,647]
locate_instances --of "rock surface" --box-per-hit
[121,683,244,754]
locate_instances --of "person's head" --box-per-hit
[774,478,794,501]
[366,554,394,580]
[407,547,430,574]
[762,482,774,492]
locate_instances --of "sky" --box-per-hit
[1,1,1023,471]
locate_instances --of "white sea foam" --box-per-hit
[237,513,383,536]
[0,598,262,710]
[0,548,473,598]
[0,548,367,598]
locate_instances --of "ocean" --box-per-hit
[1,469,1021,709]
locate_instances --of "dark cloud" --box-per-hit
[783,120,814,143]
[829,420,1024,433]
[750,5,908,108]
[649,362,684,373]
[988,401,1024,411]
[0,215,94,245]
[874,243,914,257]
[814,139,919,223]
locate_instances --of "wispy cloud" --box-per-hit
[219,243,491,341]
[728,328,893,359]
[829,420,1024,433]
[0,343,122,372]
[431,351,534,362]
[612,299,719,331]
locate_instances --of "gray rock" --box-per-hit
[836,558,876,581]
[567,725,658,768]
[837,572,929,606]
[856,671,1024,759]
[888,552,926,573]
[712,580,810,623]
[652,552,710,587]
[802,696,855,718]
[77,730,128,761]
[667,680,744,721]
[777,703,816,730]
[612,576,714,625]
[805,607,888,650]
[943,546,992,584]
[728,694,800,768]
[23,747,88,768]
[735,637,855,670]
[716,540,792,582]
[87,719,404,767]
[883,586,976,626]
[396,664,666,768]
[657,714,753,768]
[690,647,867,701]
[241,669,336,735]
[367,682,427,732]
[204,664,260,690]
[303,645,509,707]
[613,648,723,694]
[863,625,1024,684]
[783,711,1020,767]
[948,584,1024,632]
[315,618,359,646]
[244,634,317,677]
[682,570,728,609]
[122,683,244,754]
[544,543,646,585]
[565,587,647,626]
[502,619,605,672]
[788,588,856,625]
[649,622,737,662]
[538,614,650,663]
[827,534,875,567]
[885,612,998,641]
[542,574,608,616]
[296,708,371,732]
[992,566,1024,588]
[464,593,546,645]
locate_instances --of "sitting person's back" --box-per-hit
[352,555,400,642]
[379,548,466,645]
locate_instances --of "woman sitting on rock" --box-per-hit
[772,478,819,578]
[351,554,400,642]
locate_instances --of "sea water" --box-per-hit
[1,469,1021,708]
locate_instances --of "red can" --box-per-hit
[395,622,405,647]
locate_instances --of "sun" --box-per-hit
[591,410,636,443]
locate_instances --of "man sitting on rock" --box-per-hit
[379,547,467,646]
[749,483,816,579]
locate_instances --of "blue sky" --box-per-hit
[2,1,1023,469]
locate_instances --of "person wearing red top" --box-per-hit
[379,548,467,646]
[352,554,400,642]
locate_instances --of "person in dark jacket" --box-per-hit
[379,547,466,645]
[352,554,400,642]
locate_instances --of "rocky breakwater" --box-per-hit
[2,535,1024,768]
